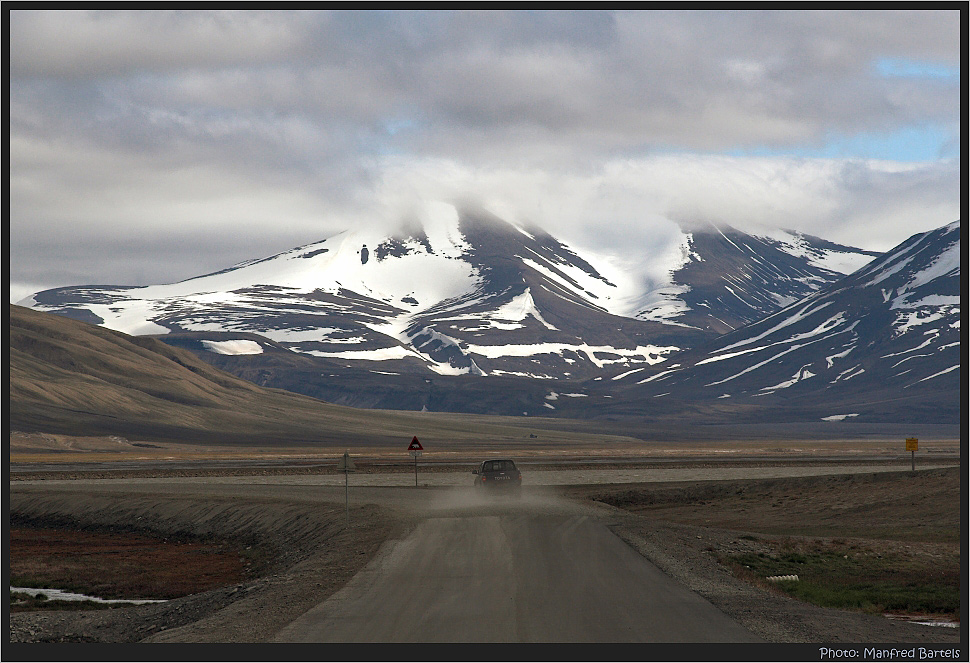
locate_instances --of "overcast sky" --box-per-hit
[8,9,963,302]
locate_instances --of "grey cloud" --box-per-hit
[9,9,310,78]
[12,9,960,155]
[7,9,961,298]
[12,226,325,296]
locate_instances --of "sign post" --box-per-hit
[336,451,356,523]
[905,438,918,472]
[408,436,424,487]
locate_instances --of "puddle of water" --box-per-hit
[10,586,166,604]
[883,614,959,628]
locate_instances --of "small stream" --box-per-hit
[11,586,167,604]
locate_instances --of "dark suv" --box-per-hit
[472,459,522,492]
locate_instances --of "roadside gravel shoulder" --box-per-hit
[604,511,959,644]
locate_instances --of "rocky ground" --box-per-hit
[7,466,961,645]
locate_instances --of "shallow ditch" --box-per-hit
[8,524,260,610]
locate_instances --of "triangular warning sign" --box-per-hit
[408,436,423,451]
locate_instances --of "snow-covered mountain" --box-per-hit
[611,220,961,423]
[20,204,879,387]
[633,224,881,333]
[20,205,688,381]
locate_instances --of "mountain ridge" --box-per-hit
[20,206,878,383]
[606,220,961,423]
[13,214,959,426]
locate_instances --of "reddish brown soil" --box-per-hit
[9,527,252,603]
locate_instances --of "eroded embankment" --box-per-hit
[7,491,401,643]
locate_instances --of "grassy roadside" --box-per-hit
[589,467,961,622]
[721,536,959,619]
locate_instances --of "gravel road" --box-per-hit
[7,463,961,645]
[273,512,761,642]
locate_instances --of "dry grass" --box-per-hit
[592,467,961,542]
[587,467,962,621]
[10,304,646,449]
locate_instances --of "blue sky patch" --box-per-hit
[727,125,956,162]
[874,58,960,81]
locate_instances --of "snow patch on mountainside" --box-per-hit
[889,241,960,309]
[634,284,695,326]
[703,318,858,388]
[893,309,956,336]
[437,288,558,331]
[201,339,263,355]
[464,341,677,368]
[910,365,959,385]
[754,228,878,274]
[83,301,171,335]
[632,231,696,323]
[302,345,421,362]
[519,255,631,315]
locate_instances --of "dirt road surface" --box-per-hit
[273,511,760,642]
[7,461,961,646]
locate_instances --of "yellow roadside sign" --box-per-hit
[906,438,919,451]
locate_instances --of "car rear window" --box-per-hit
[484,460,515,472]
